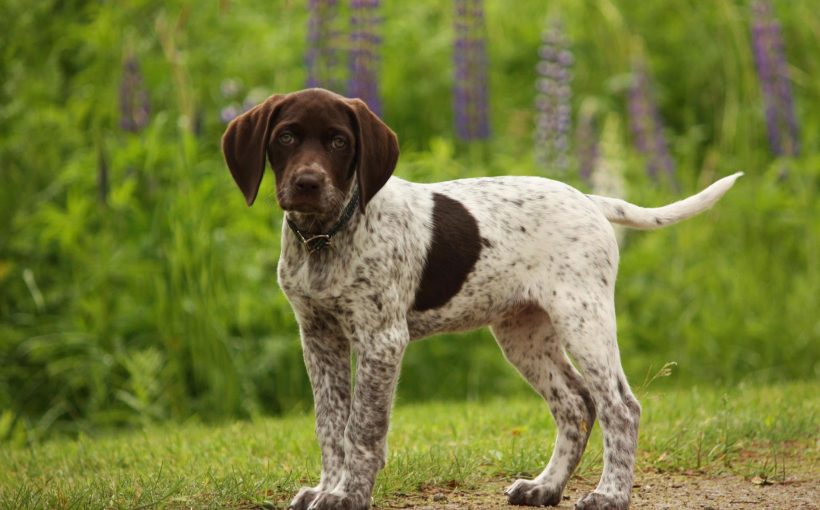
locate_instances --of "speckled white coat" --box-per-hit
[277,172,742,510]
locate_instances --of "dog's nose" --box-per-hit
[293,172,322,194]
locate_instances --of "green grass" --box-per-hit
[1,382,816,509]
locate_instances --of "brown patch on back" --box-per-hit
[413,193,482,311]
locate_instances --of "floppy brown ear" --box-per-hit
[347,99,399,212]
[221,94,285,206]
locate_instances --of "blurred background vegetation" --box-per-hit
[0,0,817,445]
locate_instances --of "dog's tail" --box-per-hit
[587,172,743,230]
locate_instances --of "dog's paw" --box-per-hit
[504,479,562,507]
[307,490,369,510]
[288,486,322,510]
[574,491,629,510]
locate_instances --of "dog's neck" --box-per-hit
[286,211,338,235]
[283,184,361,254]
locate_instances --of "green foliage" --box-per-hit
[0,0,818,442]
[617,162,819,384]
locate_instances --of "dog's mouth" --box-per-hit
[279,200,324,214]
[277,188,324,214]
[277,189,347,220]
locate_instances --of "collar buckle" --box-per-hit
[301,234,332,254]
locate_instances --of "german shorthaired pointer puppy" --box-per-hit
[222,88,741,510]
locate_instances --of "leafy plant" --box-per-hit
[0,0,817,443]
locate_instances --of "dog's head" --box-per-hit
[221,88,399,216]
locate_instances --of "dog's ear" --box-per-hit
[346,99,399,212]
[221,94,286,206]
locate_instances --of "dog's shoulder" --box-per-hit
[277,178,430,315]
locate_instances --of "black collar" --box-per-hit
[285,188,360,254]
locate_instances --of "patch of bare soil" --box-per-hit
[376,471,819,510]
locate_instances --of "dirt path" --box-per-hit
[376,472,819,510]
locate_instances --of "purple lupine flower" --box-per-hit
[453,0,490,140]
[220,88,267,125]
[627,59,676,185]
[306,0,343,92]
[220,78,242,99]
[348,0,382,115]
[220,105,241,124]
[576,102,598,184]
[751,0,800,157]
[119,55,150,132]
[535,18,572,172]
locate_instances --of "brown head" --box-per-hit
[221,88,399,220]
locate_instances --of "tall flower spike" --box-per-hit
[119,55,150,132]
[306,0,343,92]
[751,0,799,157]
[348,0,383,116]
[627,59,676,186]
[535,17,572,173]
[453,0,490,140]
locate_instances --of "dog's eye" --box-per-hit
[278,132,295,145]
[330,136,347,150]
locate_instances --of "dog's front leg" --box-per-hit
[289,327,351,510]
[307,325,408,510]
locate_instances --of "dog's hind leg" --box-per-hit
[492,305,596,507]
[545,283,641,510]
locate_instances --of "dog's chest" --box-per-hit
[277,237,408,328]
[278,252,351,303]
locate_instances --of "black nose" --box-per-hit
[293,172,322,194]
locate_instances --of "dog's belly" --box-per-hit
[406,302,503,340]
[405,265,524,340]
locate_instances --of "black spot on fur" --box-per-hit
[481,237,493,248]
[502,197,524,207]
[616,378,626,399]
[368,294,383,311]
[580,388,596,423]
[413,193,482,311]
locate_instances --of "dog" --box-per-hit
[221,88,741,510]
